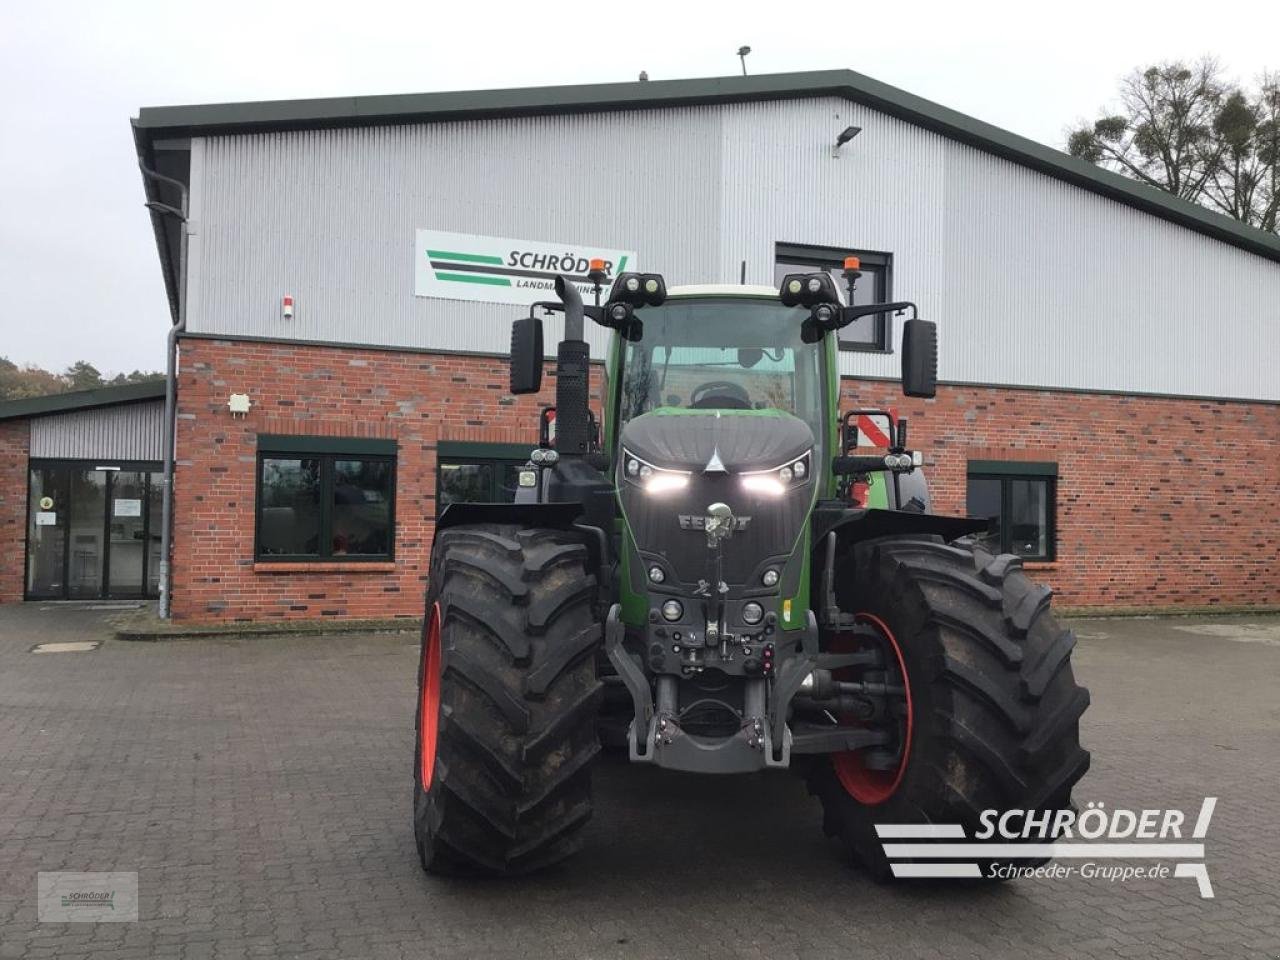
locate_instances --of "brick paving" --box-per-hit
[0,603,1277,959]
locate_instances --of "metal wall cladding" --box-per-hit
[29,401,165,461]
[190,97,1280,400]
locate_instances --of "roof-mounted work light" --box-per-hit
[609,272,667,307]
[778,271,839,308]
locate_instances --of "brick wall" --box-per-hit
[841,382,1280,609]
[0,420,30,603]
[171,337,1280,621]
[170,338,593,622]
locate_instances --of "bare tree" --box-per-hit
[1068,59,1225,201]
[1067,59,1279,236]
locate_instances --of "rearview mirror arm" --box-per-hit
[836,300,918,327]
[528,300,607,326]
[802,300,921,343]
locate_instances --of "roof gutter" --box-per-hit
[132,120,182,322]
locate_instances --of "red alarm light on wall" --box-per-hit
[282,295,295,320]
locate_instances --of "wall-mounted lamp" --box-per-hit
[832,125,862,158]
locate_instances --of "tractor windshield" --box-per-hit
[617,296,825,451]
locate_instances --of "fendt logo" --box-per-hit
[414,229,636,307]
[678,515,752,531]
[876,797,1218,898]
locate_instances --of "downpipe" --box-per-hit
[139,161,188,619]
[157,309,185,619]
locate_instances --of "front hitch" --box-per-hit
[604,604,821,772]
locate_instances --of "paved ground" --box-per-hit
[1,604,1278,960]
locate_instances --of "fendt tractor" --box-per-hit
[413,258,1090,879]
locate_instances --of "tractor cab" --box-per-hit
[608,285,830,479]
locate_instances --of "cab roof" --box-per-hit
[666,284,780,299]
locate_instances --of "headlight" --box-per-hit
[621,449,690,494]
[741,450,812,496]
[661,599,684,622]
[742,601,764,624]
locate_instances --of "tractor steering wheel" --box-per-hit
[689,380,753,410]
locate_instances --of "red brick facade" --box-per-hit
[170,337,593,622]
[2,341,1271,617]
[841,382,1280,608]
[0,420,30,603]
[162,337,1280,620]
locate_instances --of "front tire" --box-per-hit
[810,537,1091,880]
[413,524,603,875]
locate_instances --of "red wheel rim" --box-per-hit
[418,603,442,790]
[831,612,913,806]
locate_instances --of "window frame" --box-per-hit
[435,441,532,518]
[775,242,894,353]
[965,460,1058,562]
[254,436,397,563]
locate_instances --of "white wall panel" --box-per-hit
[191,108,723,360]
[190,98,1280,400]
[30,401,165,461]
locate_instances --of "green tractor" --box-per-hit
[413,261,1090,878]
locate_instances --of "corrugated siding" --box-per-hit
[188,97,1280,401]
[190,108,723,359]
[29,401,165,461]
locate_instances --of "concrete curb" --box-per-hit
[1059,604,1280,619]
[112,614,423,641]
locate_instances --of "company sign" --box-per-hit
[414,229,636,306]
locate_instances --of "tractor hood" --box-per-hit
[617,409,817,596]
[620,408,814,473]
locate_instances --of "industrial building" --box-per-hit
[3,69,1277,620]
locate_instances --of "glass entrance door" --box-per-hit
[25,463,162,600]
[106,471,148,598]
[67,469,107,599]
[26,467,68,599]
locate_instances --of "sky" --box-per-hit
[1,0,1277,376]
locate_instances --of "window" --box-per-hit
[255,436,396,561]
[774,243,893,352]
[966,461,1057,562]
[436,442,532,517]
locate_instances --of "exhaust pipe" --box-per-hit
[552,275,592,456]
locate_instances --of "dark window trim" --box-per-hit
[254,446,397,563]
[257,434,397,456]
[966,461,1058,562]
[437,440,532,461]
[775,242,894,354]
[967,460,1058,478]
[28,457,164,471]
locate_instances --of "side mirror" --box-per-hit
[901,318,937,399]
[510,314,543,394]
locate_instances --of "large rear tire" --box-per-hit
[413,524,603,876]
[809,537,1091,880]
